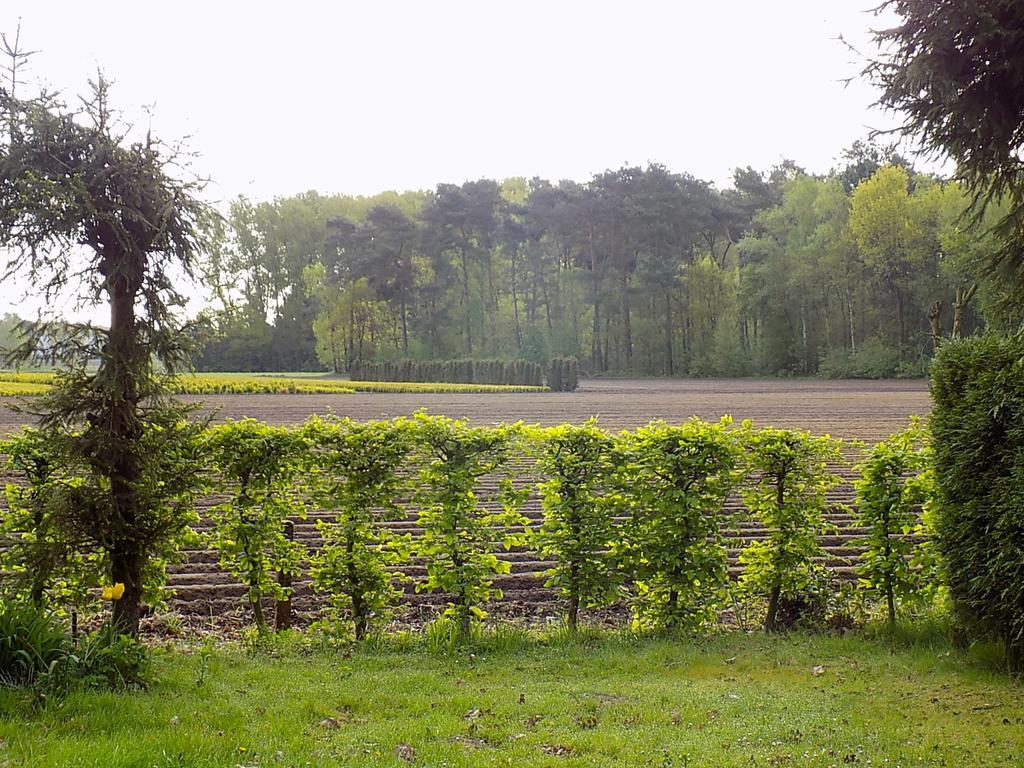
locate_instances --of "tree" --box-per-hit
[866,0,1024,300]
[849,166,926,358]
[1,38,212,635]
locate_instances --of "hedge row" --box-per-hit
[2,415,937,641]
[349,357,580,391]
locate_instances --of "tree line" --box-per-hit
[198,144,1019,377]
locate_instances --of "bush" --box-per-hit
[930,334,1024,670]
[69,623,150,690]
[306,417,414,640]
[0,602,69,688]
[530,422,620,631]
[615,417,741,631]
[349,358,545,387]
[546,357,579,391]
[819,338,902,379]
[737,424,846,631]
[410,414,529,638]
[853,418,936,625]
[203,420,309,633]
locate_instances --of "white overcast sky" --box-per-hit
[2,0,933,321]
[4,0,921,200]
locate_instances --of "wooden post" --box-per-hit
[275,520,295,631]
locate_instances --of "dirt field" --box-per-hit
[0,378,933,627]
[0,377,932,439]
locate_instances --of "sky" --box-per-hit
[1,0,932,321]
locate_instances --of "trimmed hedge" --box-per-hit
[350,358,547,388]
[546,357,579,392]
[930,334,1024,670]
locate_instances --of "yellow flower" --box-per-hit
[101,582,126,601]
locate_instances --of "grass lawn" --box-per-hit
[1,630,1022,767]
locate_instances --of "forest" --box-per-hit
[193,141,1019,378]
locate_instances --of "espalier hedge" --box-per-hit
[3,416,942,642]
[930,334,1024,671]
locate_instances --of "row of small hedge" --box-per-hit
[348,357,580,391]
[2,415,937,644]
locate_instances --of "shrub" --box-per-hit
[853,418,936,625]
[738,424,845,631]
[930,334,1024,670]
[69,622,150,690]
[818,337,902,379]
[305,417,414,640]
[0,602,69,689]
[203,421,308,633]
[410,414,529,638]
[530,422,620,631]
[1,429,95,607]
[616,417,741,631]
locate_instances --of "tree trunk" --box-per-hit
[345,526,367,640]
[459,245,473,355]
[928,299,944,351]
[107,267,144,637]
[664,292,674,376]
[952,284,978,339]
[765,584,781,632]
[894,285,905,359]
[275,520,294,631]
[399,295,409,355]
[800,301,809,374]
[846,286,856,353]
[621,266,632,368]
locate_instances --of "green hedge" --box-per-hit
[350,358,546,387]
[931,334,1024,670]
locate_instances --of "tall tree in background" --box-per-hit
[0,36,211,634]
[867,0,1024,303]
[849,165,924,359]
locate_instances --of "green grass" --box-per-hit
[1,631,1021,767]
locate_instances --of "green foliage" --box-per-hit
[737,424,846,631]
[305,417,414,639]
[529,422,619,630]
[409,414,529,637]
[203,420,309,633]
[866,0,1024,302]
[0,429,95,607]
[853,418,936,624]
[818,337,903,379]
[67,623,150,691]
[2,390,208,618]
[615,418,742,631]
[930,334,1024,670]
[0,602,69,689]
[1,44,215,636]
